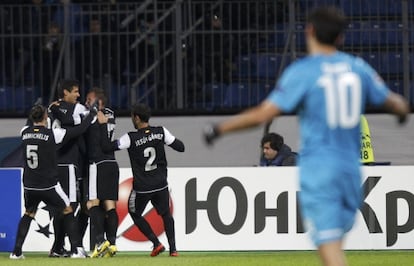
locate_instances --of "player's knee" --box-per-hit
[62,205,74,215]
[86,199,100,209]
[24,211,36,218]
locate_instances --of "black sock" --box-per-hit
[133,216,159,246]
[63,212,82,252]
[13,214,33,256]
[162,213,176,252]
[89,206,105,245]
[77,210,89,240]
[51,214,65,252]
[105,209,118,245]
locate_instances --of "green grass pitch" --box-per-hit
[0,251,413,266]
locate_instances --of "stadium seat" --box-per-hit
[224,82,274,108]
[386,80,403,94]
[254,54,281,79]
[14,86,39,112]
[0,86,12,111]
[344,21,404,47]
[360,53,381,73]
[340,0,402,16]
[233,55,255,78]
[199,83,227,110]
[110,84,128,109]
[381,52,403,75]
[135,84,156,108]
[224,83,250,108]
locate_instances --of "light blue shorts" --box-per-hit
[299,160,362,246]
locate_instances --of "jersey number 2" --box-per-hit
[319,72,362,129]
[144,147,157,171]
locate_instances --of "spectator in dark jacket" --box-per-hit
[259,132,297,166]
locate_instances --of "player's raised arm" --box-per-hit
[97,110,126,152]
[53,107,96,146]
[383,91,410,124]
[204,100,282,145]
[163,126,185,152]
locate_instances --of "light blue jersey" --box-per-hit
[267,51,390,245]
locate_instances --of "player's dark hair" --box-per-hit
[57,79,79,99]
[261,133,284,151]
[131,103,151,122]
[89,87,107,107]
[307,6,347,46]
[29,104,46,123]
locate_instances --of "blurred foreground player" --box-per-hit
[203,6,409,266]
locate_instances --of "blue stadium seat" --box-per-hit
[224,82,274,108]
[233,55,256,79]
[200,83,227,110]
[345,21,403,47]
[224,83,251,108]
[0,86,12,111]
[360,53,381,73]
[110,84,128,109]
[340,0,402,16]
[253,54,281,79]
[135,84,156,109]
[14,86,39,112]
[381,52,403,75]
[386,80,403,94]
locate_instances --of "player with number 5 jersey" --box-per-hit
[97,103,184,257]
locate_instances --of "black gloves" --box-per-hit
[203,124,220,146]
[397,114,408,125]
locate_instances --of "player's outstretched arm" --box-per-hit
[203,100,282,145]
[169,138,185,152]
[383,91,410,124]
[54,110,95,145]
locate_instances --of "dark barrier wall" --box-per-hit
[0,114,413,167]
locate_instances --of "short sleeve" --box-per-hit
[163,127,176,145]
[117,133,131,150]
[267,62,309,113]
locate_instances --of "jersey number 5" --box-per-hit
[26,145,39,169]
[319,72,362,129]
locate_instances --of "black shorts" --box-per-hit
[128,187,170,217]
[24,183,69,213]
[88,160,119,201]
[57,164,79,203]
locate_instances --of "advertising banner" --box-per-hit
[0,168,22,252]
[15,166,414,251]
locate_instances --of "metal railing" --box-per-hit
[0,0,412,116]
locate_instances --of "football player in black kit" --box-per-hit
[84,88,119,258]
[97,103,184,257]
[48,79,90,257]
[10,104,95,259]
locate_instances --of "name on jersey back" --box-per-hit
[135,133,163,146]
[22,132,50,141]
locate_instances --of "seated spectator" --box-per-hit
[260,132,297,166]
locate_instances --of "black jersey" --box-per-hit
[86,107,116,163]
[21,126,60,189]
[49,101,88,166]
[20,114,93,189]
[119,126,175,192]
